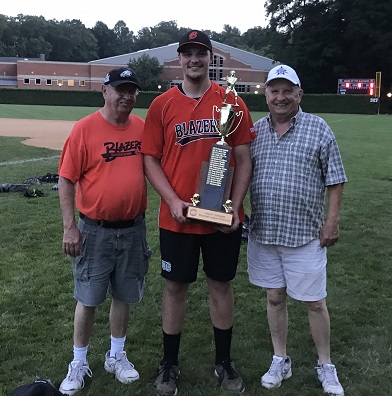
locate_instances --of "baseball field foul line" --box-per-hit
[0,155,60,166]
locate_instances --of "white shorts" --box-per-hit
[247,235,327,302]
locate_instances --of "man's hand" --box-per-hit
[214,209,240,234]
[62,225,82,257]
[170,199,192,223]
[320,221,339,248]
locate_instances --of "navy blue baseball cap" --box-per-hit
[104,67,141,90]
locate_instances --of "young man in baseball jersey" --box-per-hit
[58,68,151,395]
[142,30,255,395]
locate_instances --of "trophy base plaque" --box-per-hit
[186,206,233,226]
[186,143,234,227]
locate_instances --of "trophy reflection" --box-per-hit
[186,70,243,226]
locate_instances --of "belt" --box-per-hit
[79,212,144,229]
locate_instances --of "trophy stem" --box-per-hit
[216,137,228,146]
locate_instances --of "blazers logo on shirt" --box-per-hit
[174,118,221,146]
[101,140,141,162]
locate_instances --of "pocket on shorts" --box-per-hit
[141,234,152,277]
[72,239,90,281]
[124,228,152,279]
[72,220,96,281]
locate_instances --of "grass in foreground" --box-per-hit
[0,109,391,395]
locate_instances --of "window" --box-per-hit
[210,54,224,82]
[24,78,30,84]
[236,85,250,93]
[79,80,85,87]
[46,79,52,85]
[35,79,41,85]
[67,79,74,87]
[57,79,63,87]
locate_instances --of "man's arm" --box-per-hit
[143,155,190,223]
[320,183,345,247]
[58,176,82,256]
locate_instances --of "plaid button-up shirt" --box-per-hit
[249,108,347,247]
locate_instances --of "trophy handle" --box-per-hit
[226,110,243,137]
[213,105,244,145]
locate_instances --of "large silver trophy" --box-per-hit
[186,70,243,226]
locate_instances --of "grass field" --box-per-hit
[0,106,391,395]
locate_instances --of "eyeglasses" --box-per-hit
[109,84,139,96]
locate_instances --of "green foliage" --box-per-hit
[113,20,134,54]
[133,21,183,52]
[128,55,167,91]
[2,6,391,94]
[264,0,392,94]
[0,108,392,395]
[45,19,98,62]
[91,22,118,59]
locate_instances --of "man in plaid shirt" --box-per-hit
[247,65,347,396]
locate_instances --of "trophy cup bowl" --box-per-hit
[214,104,236,145]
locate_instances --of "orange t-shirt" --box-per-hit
[141,82,255,234]
[59,111,147,221]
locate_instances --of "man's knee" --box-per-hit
[164,279,189,298]
[305,298,327,313]
[267,288,287,306]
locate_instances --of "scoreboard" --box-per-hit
[337,79,375,95]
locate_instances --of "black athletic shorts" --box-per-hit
[159,227,242,283]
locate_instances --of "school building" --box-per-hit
[0,40,278,93]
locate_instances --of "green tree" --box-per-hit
[0,15,8,56]
[128,54,166,91]
[212,25,242,48]
[12,15,52,57]
[264,0,392,93]
[91,21,119,59]
[45,19,98,62]
[338,0,392,95]
[241,26,279,58]
[0,15,22,57]
[113,20,135,54]
[133,21,181,51]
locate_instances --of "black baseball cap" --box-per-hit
[177,30,212,52]
[103,67,141,90]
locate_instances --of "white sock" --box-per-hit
[110,335,126,357]
[73,345,88,364]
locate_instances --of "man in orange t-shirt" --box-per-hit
[58,68,150,395]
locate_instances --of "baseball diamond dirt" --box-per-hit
[0,118,76,151]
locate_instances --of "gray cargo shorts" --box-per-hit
[72,214,152,306]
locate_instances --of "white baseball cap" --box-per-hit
[265,64,301,87]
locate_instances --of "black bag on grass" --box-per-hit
[11,378,62,396]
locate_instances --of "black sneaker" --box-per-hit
[214,360,245,394]
[153,361,180,396]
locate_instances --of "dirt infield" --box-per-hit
[0,118,76,150]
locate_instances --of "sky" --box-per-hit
[1,0,268,34]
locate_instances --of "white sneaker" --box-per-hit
[261,355,292,389]
[317,363,344,396]
[59,360,92,395]
[104,350,140,384]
